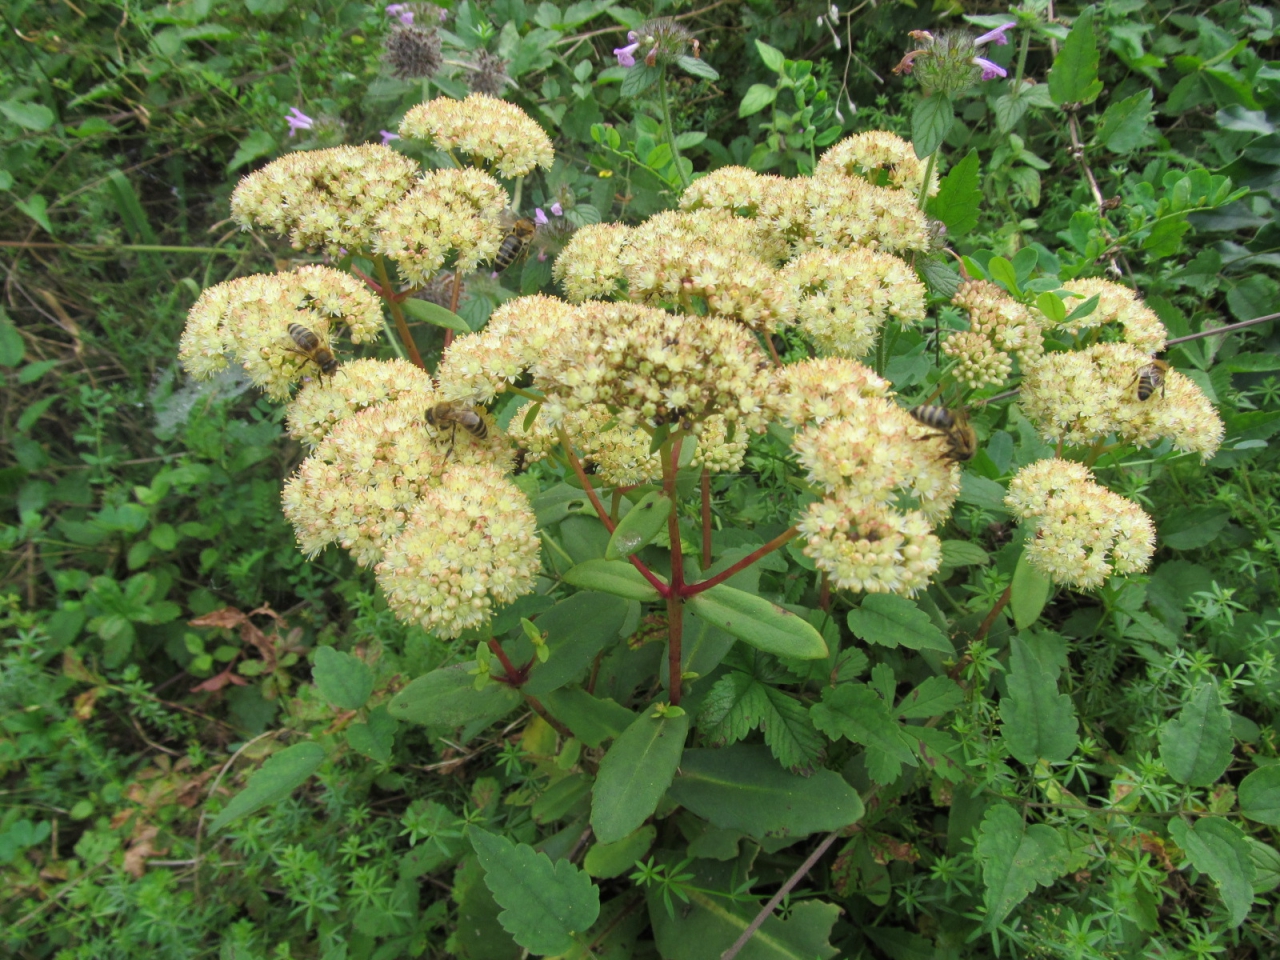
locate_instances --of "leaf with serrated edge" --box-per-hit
[898,676,965,719]
[999,637,1078,764]
[470,828,600,955]
[760,686,825,773]
[312,646,373,711]
[846,594,951,652]
[811,684,917,785]
[1158,684,1233,786]
[1169,817,1255,927]
[697,672,769,747]
[975,804,1069,928]
[1047,7,1104,106]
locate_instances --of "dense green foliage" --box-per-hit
[5,1,1280,958]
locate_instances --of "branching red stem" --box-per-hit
[681,526,799,598]
[664,435,686,706]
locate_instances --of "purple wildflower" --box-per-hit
[550,202,563,216]
[614,32,639,67]
[285,107,314,137]
[534,208,550,226]
[386,3,414,25]
[380,129,401,145]
[975,21,1016,46]
[973,57,1007,80]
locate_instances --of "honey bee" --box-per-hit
[286,323,338,377]
[1134,358,1170,401]
[426,402,488,457]
[493,215,537,272]
[909,405,977,464]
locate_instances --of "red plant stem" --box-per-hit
[700,467,712,569]
[350,264,387,298]
[487,638,522,684]
[523,694,573,738]
[765,334,782,366]
[681,526,799,598]
[974,585,1012,644]
[819,574,831,613]
[720,828,844,960]
[663,434,686,706]
[374,256,426,369]
[557,428,670,598]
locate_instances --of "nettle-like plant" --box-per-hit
[176,20,1276,955]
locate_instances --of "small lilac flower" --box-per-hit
[975,21,1016,46]
[537,251,548,262]
[534,208,550,226]
[386,3,413,25]
[973,57,1007,81]
[380,129,401,145]
[550,202,563,216]
[285,107,314,137]
[614,31,639,68]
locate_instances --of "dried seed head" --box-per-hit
[383,24,442,79]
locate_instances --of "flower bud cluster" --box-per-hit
[773,357,891,428]
[375,462,540,638]
[399,93,554,177]
[1019,342,1224,459]
[511,403,662,487]
[177,266,382,399]
[816,131,938,197]
[783,247,925,358]
[1059,278,1167,353]
[230,145,418,255]
[286,358,438,448]
[944,279,1044,389]
[553,223,632,302]
[1006,459,1156,589]
[692,415,749,474]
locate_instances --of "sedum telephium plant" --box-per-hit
[178,24,1261,949]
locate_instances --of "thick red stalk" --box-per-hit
[681,526,799,598]
[663,435,686,706]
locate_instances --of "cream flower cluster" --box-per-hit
[286,358,437,448]
[375,463,540,638]
[1006,459,1156,589]
[789,377,958,595]
[399,93,554,177]
[784,247,926,358]
[816,131,938,197]
[177,266,382,399]
[553,223,631,302]
[229,145,418,254]
[774,357,891,428]
[1059,278,1167,353]
[692,415,749,474]
[801,171,931,255]
[537,302,774,430]
[511,403,662,487]
[436,295,578,403]
[372,167,508,286]
[944,279,1044,389]
[679,166,810,250]
[1019,342,1224,459]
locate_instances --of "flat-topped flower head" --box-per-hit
[511,403,662,487]
[792,397,960,522]
[399,94,553,177]
[774,357,890,428]
[376,462,540,638]
[801,172,930,255]
[178,267,382,400]
[374,167,507,285]
[799,495,942,595]
[436,294,578,403]
[1020,342,1223,458]
[679,171,812,254]
[286,358,438,448]
[230,145,419,255]
[1058,278,1167,353]
[817,132,938,196]
[1006,460,1156,589]
[282,397,451,567]
[537,302,773,429]
[784,247,926,358]
[553,223,631,302]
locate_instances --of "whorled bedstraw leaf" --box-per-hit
[591,708,688,843]
[974,804,1069,929]
[811,683,917,785]
[1169,817,1256,927]
[469,827,600,956]
[999,637,1078,764]
[1158,683,1233,786]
